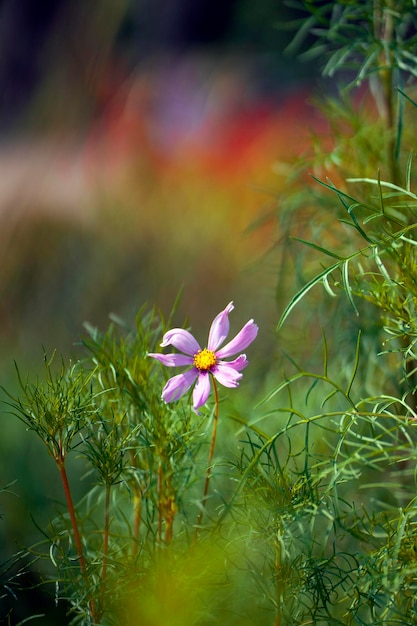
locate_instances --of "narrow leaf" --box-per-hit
[291,236,344,260]
[346,331,361,398]
[342,259,359,315]
[347,177,417,200]
[278,261,342,329]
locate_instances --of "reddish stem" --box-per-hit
[57,455,98,622]
[195,376,219,539]
[57,459,87,575]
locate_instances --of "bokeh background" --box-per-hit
[0,1,323,621]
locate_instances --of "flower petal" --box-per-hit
[207,302,234,351]
[215,320,258,358]
[161,369,198,403]
[193,372,211,410]
[212,363,243,388]
[217,354,248,371]
[160,328,200,355]
[148,352,194,367]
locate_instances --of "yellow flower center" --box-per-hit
[193,348,217,372]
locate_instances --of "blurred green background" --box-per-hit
[0,1,321,621]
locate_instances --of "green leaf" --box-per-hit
[342,259,359,316]
[346,331,361,398]
[290,236,344,260]
[347,177,417,200]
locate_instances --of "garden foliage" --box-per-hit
[3,1,417,624]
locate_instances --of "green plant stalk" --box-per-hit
[101,483,111,590]
[157,461,163,543]
[131,485,142,558]
[164,496,175,544]
[274,540,282,626]
[379,3,417,412]
[195,376,219,538]
[128,445,142,558]
[374,0,398,184]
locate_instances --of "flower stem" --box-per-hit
[195,376,219,539]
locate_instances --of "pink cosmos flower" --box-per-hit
[148,302,258,411]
